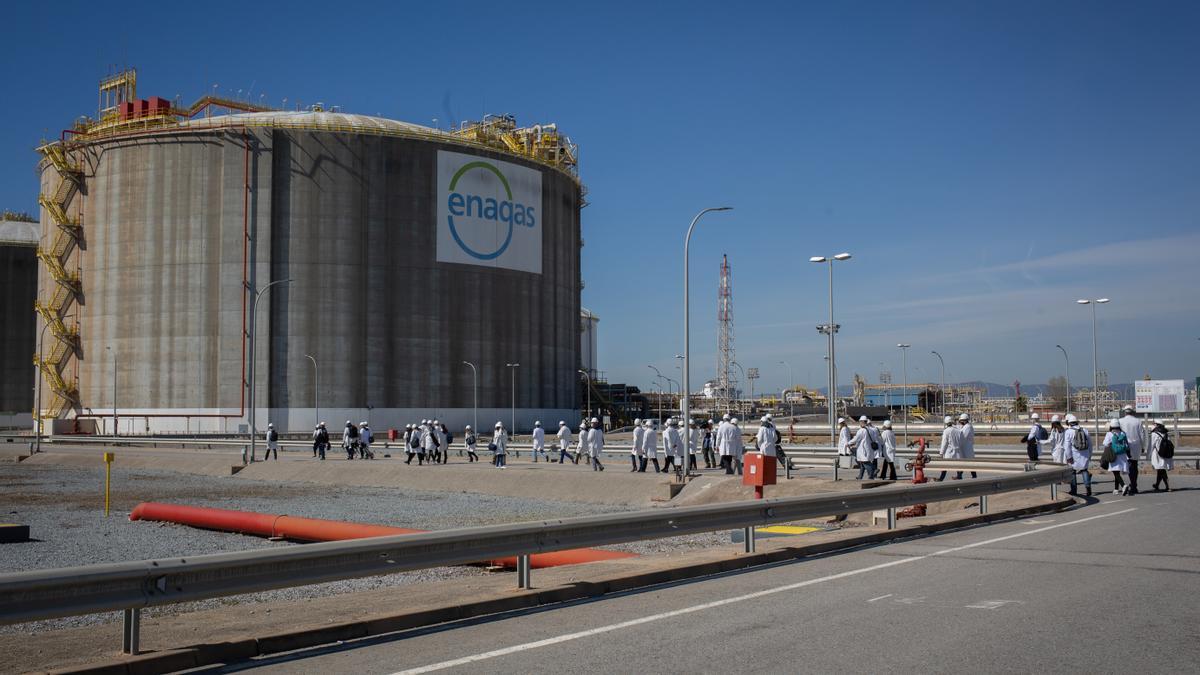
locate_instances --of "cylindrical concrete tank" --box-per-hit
[42,112,582,433]
[0,220,39,428]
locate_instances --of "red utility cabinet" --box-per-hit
[742,452,776,487]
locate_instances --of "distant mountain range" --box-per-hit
[816,380,1196,398]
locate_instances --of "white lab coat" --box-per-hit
[1102,431,1130,473]
[492,429,508,455]
[716,421,736,457]
[577,424,590,456]
[1025,423,1044,458]
[880,428,897,462]
[1149,429,1173,470]
[587,427,604,458]
[433,427,446,452]
[939,426,962,459]
[632,426,645,457]
[837,426,852,455]
[1118,415,1147,460]
[756,424,778,457]
[1048,428,1067,463]
[663,426,683,458]
[687,427,699,455]
[532,427,545,450]
[557,425,572,451]
[730,425,745,459]
[849,426,873,463]
[1064,427,1091,470]
[641,426,658,458]
[959,423,976,459]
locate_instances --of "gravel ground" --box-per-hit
[0,462,649,634]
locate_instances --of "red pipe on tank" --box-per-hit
[129,502,636,569]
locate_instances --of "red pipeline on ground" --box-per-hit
[129,502,636,569]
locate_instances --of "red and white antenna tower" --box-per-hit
[717,254,736,410]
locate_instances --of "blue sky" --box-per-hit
[3,1,1198,394]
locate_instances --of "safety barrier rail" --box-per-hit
[0,466,1070,655]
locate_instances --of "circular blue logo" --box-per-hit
[447,161,513,260]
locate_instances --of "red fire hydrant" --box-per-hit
[899,437,929,518]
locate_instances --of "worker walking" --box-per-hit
[850,416,877,480]
[662,418,682,473]
[936,416,962,481]
[630,418,644,471]
[640,419,660,473]
[587,418,605,471]
[730,417,745,475]
[359,422,374,459]
[1119,405,1146,495]
[432,420,446,464]
[556,420,573,463]
[343,421,359,460]
[1149,420,1173,492]
[1064,414,1093,497]
[957,413,977,478]
[576,419,590,466]
[1047,416,1066,463]
[836,418,852,457]
[531,421,548,462]
[756,414,778,458]
[717,414,735,475]
[264,423,279,461]
[420,420,437,466]
[879,419,898,480]
[313,422,329,460]
[1102,419,1131,495]
[464,425,479,462]
[702,420,716,469]
[687,419,700,472]
[1023,413,1047,462]
[492,422,509,468]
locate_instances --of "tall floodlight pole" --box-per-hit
[506,363,520,434]
[810,253,851,447]
[1055,345,1070,414]
[898,344,911,446]
[249,278,293,463]
[732,360,747,418]
[464,361,478,435]
[305,354,318,430]
[1077,299,1109,440]
[931,350,945,416]
[648,365,665,421]
[577,369,591,420]
[683,206,733,482]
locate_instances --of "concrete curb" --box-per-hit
[47,497,1074,675]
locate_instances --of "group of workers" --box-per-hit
[836,415,900,480]
[303,421,374,461]
[1020,406,1176,496]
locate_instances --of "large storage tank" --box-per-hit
[37,109,583,433]
[0,220,38,428]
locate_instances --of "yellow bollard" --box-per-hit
[103,452,114,517]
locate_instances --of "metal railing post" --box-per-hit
[1050,483,1058,500]
[743,526,755,553]
[122,607,140,655]
[517,554,531,589]
[979,495,989,515]
[887,507,897,530]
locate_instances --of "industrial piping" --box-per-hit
[129,502,636,569]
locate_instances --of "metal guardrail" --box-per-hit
[0,465,1070,656]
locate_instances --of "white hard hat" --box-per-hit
[534,420,541,426]
[465,425,472,430]
[346,420,352,425]
[268,423,274,428]
[1123,404,1134,412]
[559,420,566,426]
[591,417,599,424]
[722,413,731,421]
[883,420,892,428]
[837,417,846,425]
[1030,413,1039,420]
[433,419,440,424]
[1066,414,1078,424]
[360,421,367,426]
[731,417,739,424]
[958,413,970,421]
[858,415,869,423]
[764,413,772,421]
[1109,419,1120,429]
[1051,415,1061,423]
[495,421,503,427]
[761,415,770,423]
[643,419,652,427]
[634,418,642,424]
[944,416,953,424]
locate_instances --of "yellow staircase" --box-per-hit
[34,141,84,417]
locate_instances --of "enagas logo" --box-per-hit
[446,161,536,260]
[436,150,543,274]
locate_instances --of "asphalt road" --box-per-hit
[189,475,1200,675]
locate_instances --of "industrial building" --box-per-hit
[1,219,38,428]
[34,70,583,434]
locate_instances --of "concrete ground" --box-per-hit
[203,477,1200,674]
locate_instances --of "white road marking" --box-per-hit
[392,508,1137,675]
[866,594,893,602]
[964,599,1023,610]
[894,596,926,605]
[1020,519,1054,525]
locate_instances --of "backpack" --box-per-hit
[409,432,420,449]
[1071,428,1089,451]
[465,432,476,445]
[347,426,359,439]
[1158,433,1175,459]
[1035,424,1049,441]
[1111,431,1128,455]
[316,428,329,444]
[869,427,880,451]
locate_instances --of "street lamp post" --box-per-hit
[505,363,520,435]
[810,253,851,448]
[463,361,478,435]
[674,355,685,419]
[305,354,318,430]
[248,278,293,463]
[898,344,911,446]
[683,206,733,482]
[931,350,945,417]
[778,360,794,421]
[577,369,591,421]
[1056,345,1070,414]
[648,364,665,422]
[1077,299,1110,440]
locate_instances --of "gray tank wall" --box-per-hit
[57,127,579,431]
[0,244,37,416]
